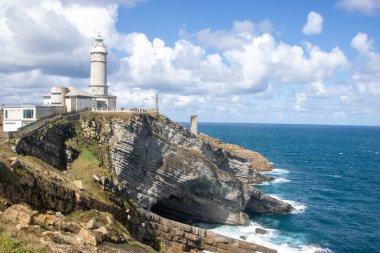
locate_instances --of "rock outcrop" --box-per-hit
[13,112,293,225]
[76,112,293,224]
[0,203,154,253]
[16,117,76,169]
[199,134,274,183]
[0,152,280,252]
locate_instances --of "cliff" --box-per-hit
[199,134,274,183]
[7,111,294,251]
[76,112,292,225]
[0,145,276,253]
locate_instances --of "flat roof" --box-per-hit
[66,86,95,97]
[3,104,64,109]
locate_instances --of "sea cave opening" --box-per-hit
[150,195,197,223]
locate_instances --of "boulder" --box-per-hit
[63,221,82,234]
[78,228,99,246]
[92,174,100,183]
[10,158,21,169]
[255,227,268,234]
[19,173,35,187]
[94,226,108,236]
[3,204,34,228]
[32,213,64,230]
[73,180,83,190]
[43,231,81,246]
[86,218,100,229]
[240,235,247,240]
[94,226,108,241]
[55,211,65,218]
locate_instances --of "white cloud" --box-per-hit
[303,11,323,35]
[114,31,347,96]
[180,19,272,50]
[351,32,373,54]
[307,81,347,97]
[333,33,380,116]
[294,93,307,112]
[0,1,379,124]
[336,0,380,15]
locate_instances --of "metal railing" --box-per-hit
[14,108,91,139]
[91,107,158,113]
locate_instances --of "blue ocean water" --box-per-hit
[189,123,380,253]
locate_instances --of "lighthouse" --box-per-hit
[43,34,116,112]
[88,34,117,110]
[89,34,108,96]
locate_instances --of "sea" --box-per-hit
[183,123,380,253]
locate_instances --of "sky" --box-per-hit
[0,0,380,125]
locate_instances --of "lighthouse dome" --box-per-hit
[90,34,108,54]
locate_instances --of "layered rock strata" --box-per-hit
[199,134,274,183]
[14,112,293,226]
[15,117,77,169]
[0,154,278,252]
[76,112,293,224]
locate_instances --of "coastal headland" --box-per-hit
[0,111,293,252]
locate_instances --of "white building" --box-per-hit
[43,34,117,112]
[43,86,97,112]
[2,105,64,132]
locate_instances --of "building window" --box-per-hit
[4,110,7,119]
[23,109,34,119]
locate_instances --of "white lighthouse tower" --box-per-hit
[89,34,108,96]
[88,34,117,110]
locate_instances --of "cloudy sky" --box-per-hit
[0,0,380,125]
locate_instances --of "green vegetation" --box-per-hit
[66,147,113,205]
[80,111,158,121]
[67,209,102,223]
[0,227,46,253]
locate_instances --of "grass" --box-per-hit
[0,226,46,253]
[66,147,113,205]
[81,111,158,121]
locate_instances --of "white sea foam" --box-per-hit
[327,174,342,178]
[269,194,307,214]
[253,181,270,186]
[273,178,291,183]
[253,177,290,186]
[205,221,332,253]
[264,168,290,175]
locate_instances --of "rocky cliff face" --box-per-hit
[0,152,279,253]
[76,112,293,225]
[13,112,293,226]
[199,134,274,183]
[16,117,77,169]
